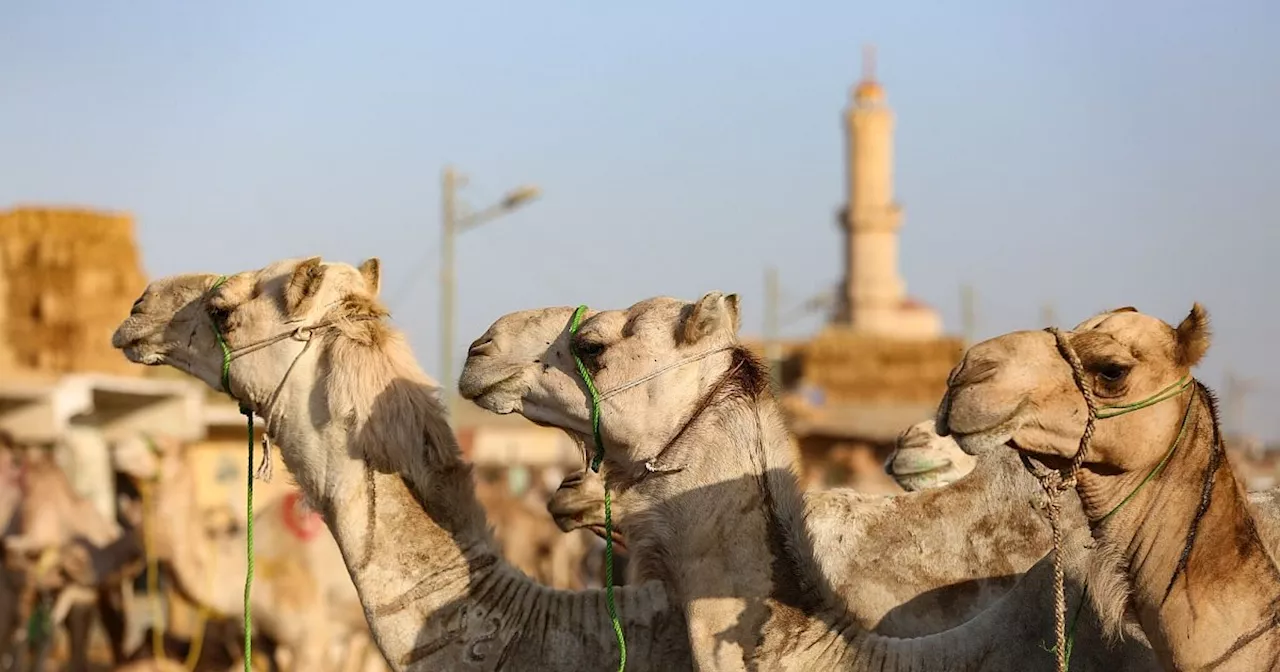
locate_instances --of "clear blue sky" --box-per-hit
[3,1,1278,439]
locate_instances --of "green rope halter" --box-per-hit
[208,275,257,672]
[568,305,627,672]
[1059,375,1195,669]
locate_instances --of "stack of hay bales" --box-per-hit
[800,326,965,404]
[0,206,147,376]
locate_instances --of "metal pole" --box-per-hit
[1040,301,1058,329]
[960,283,976,346]
[764,266,781,391]
[440,166,457,416]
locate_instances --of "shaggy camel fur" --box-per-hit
[109,435,387,672]
[939,304,1280,671]
[112,257,692,671]
[459,293,1165,670]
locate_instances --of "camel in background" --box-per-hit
[109,435,387,672]
[1,433,139,672]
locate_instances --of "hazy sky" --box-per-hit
[3,1,1277,438]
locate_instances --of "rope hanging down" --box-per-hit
[208,275,259,672]
[1030,326,1195,672]
[568,305,627,672]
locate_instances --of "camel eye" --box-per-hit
[1097,363,1129,383]
[573,340,605,358]
[210,307,232,327]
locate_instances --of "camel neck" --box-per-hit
[611,390,839,666]
[1078,395,1280,669]
[261,335,689,671]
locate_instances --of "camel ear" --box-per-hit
[284,257,326,317]
[1110,306,1139,314]
[681,291,741,345]
[357,258,381,296]
[1174,303,1211,367]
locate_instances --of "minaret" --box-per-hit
[838,46,940,339]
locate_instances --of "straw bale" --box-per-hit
[0,206,147,376]
[800,326,964,404]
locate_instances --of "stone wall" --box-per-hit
[0,207,147,376]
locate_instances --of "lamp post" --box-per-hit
[440,165,540,415]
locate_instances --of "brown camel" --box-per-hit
[459,293,1168,669]
[938,304,1280,671]
[111,256,694,670]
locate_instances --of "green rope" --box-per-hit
[1095,376,1191,419]
[25,596,51,648]
[569,304,627,672]
[209,275,255,672]
[1059,377,1196,669]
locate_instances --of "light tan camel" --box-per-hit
[111,256,693,671]
[458,293,1169,670]
[938,304,1280,671]
[885,419,978,492]
[475,477,595,590]
[109,435,387,672]
[2,445,139,671]
[546,398,1280,670]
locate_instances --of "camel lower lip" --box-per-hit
[461,373,522,408]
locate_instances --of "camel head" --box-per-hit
[546,468,627,550]
[110,434,166,482]
[112,256,385,411]
[937,304,1209,476]
[884,419,977,492]
[459,291,752,476]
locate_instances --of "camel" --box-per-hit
[475,476,596,591]
[111,256,697,671]
[1,443,139,671]
[108,434,387,672]
[884,419,978,492]
[938,304,1280,671]
[456,293,1176,670]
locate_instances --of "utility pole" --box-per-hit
[764,266,781,391]
[960,283,977,346]
[439,165,540,416]
[440,166,459,416]
[1222,369,1259,438]
[1039,301,1058,329]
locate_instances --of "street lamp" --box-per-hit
[440,165,540,415]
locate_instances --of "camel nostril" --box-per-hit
[949,357,999,389]
[467,337,496,358]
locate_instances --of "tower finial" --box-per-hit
[862,44,877,83]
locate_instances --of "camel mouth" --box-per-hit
[458,370,523,410]
[886,453,954,477]
[588,524,627,551]
[951,427,1015,456]
[117,343,166,367]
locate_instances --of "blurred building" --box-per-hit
[758,49,966,492]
